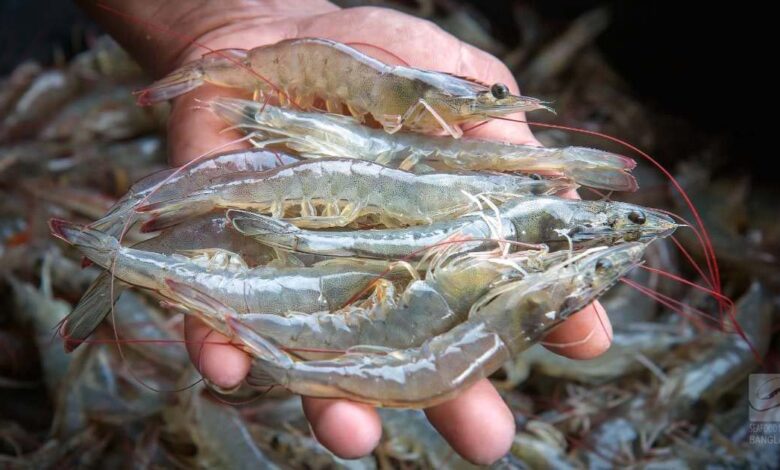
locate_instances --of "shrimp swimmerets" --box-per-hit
[137,38,552,137]
[135,158,574,231]
[227,195,677,260]
[50,219,407,316]
[164,243,645,407]
[211,98,638,191]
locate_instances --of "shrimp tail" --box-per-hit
[135,61,204,105]
[227,209,300,247]
[62,271,125,352]
[49,219,119,268]
[135,48,249,105]
[567,166,639,192]
[135,195,214,233]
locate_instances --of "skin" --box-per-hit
[79,0,612,464]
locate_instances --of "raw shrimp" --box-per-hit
[228,195,677,260]
[212,98,638,191]
[163,247,565,359]
[51,219,405,316]
[90,148,299,237]
[137,158,573,232]
[138,38,552,138]
[180,243,643,407]
[63,213,279,350]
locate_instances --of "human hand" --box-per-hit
[83,1,613,464]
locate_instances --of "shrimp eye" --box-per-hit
[628,210,646,224]
[595,259,612,274]
[529,173,542,180]
[491,83,509,99]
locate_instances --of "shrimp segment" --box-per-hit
[211,98,638,191]
[137,38,551,137]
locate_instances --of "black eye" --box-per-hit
[491,83,509,99]
[628,210,646,224]
[529,173,542,180]
[595,259,612,273]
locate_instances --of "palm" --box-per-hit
[162,5,611,464]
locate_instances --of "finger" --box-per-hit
[542,300,612,360]
[425,379,515,465]
[168,85,252,166]
[302,397,382,459]
[184,315,250,389]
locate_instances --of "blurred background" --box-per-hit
[0,1,777,468]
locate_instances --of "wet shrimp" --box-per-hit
[50,220,406,316]
[138,38,551,138]
[171,243,644,407]
[212,98,638,191]
[163,247,569,359]
[228,195,677,260]
[136,158,573,232]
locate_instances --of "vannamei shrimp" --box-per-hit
[50,220,407,316]
[163,246,568,359]
[211,98,638,191]
[227,195,677,260]
[90,148,299,237]
[168,243,644,407]
[137,38,551,138]
[135,158,574,232]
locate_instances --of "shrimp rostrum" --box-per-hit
[137,38,551,137]
[163,242,646,408]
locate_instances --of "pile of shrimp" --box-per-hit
[1,7,775,468]
[39,30,686,413]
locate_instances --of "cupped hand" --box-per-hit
[92,1,613,464]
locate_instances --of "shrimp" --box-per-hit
[175,243,644,407]
[136,158,574,232]
[50,220,406,317]
[227,195,677,260]
[211,98,638,191]
[137,38,551,138]
[63,213,280,351]
[90,148,299,238]
[163,247,567,359]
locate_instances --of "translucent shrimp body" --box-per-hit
[163,248,566,359]
[228,196,677,260]
[136,158,573,231]
[212,98,638,191]
[173,243,645,407]
[138,38,551,137]
[50,220,399,316]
